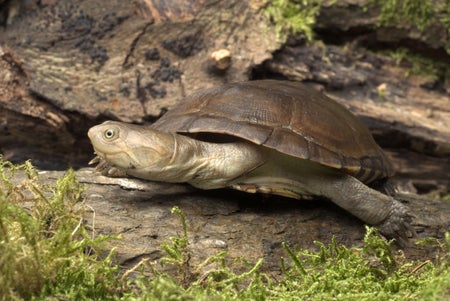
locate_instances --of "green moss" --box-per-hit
[443,194,450,202]
[367,0,435,31]
[363,0,450,80]
[276,228,431,300]
[0,157,122,300]
[386,47,450,81]
[367,0,450,54]
[264,0,323,42]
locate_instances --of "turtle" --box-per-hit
[88,80,413,242]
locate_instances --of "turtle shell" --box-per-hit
[152,80,393,183]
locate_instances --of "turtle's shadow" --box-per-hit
[129,185,351,218]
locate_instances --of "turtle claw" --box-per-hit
[376,202,416,247]
[88,156,101,165]
[93,159,108,173]
[88,155,128,177]
[89,155,110,174]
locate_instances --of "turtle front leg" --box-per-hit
[315,173,415,245]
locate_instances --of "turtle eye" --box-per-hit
[103,128,117,140]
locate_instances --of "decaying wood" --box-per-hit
[1,0,276,120]
[7,167,450,273]
[1,0,450,269]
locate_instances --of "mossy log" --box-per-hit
[0,0,449,271]
[7,167,450,272]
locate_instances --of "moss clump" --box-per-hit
[264,0,323,41]
[386,47,450,82]
[368,0,450,55]
[276,228,431,300]
[0,158,122,300]
[367,0,436,31]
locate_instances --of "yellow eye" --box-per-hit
[104,128,116,139]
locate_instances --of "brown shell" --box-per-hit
[152,80,393,183]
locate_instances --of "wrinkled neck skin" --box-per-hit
[125,132,267,189]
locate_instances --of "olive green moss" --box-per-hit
[370,0,450,81]
[265,0,450,47]
[0,158,123,300]
[367,0,435,32]
[2,157,450,300]
[386,47,450,82]
[264,0,450,81]
[368,0,450,34]
[264,0,323,41]
[368,0,450,56]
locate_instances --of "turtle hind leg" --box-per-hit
[314,172,415,245]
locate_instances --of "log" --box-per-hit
[8,167,450,272]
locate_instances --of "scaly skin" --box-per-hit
[88,121,414,244]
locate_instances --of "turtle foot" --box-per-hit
[375,201,416,247]
[89,155,127,177]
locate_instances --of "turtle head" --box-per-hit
[87,121,176,177]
